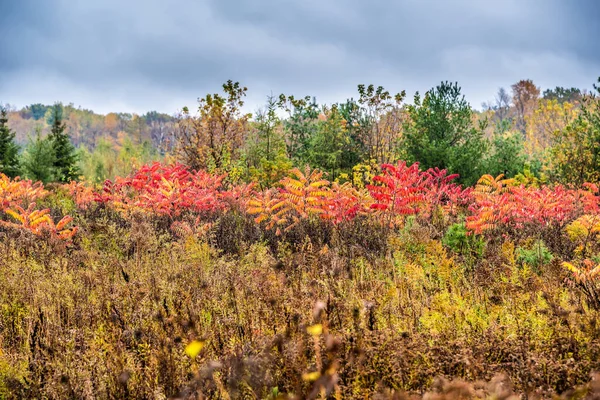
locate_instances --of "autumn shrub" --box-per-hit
[563,259,600,310]
[0,172,48,211]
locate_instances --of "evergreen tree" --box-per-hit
[278,94,320,165]
[401,81,487,186]
[484,130,527,179]
[48,103,80,182]
[0,106,20,178]
[338,98,369,167]
[29,103,49,120]
[22,126,55,183]
[542,86,582,104]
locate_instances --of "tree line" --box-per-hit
[1,77,598,186]
[173,78,598,187]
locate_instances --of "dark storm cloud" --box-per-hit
[0,0,598,114]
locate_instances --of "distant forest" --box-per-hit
[5,103,177,150]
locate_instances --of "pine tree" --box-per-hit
[48,103,80,182]
[22,126,55,183]
[0,106,20,178]
[402,81,488,186]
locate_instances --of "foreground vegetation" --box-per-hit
[1,161,600,399]
[1,77,600,398]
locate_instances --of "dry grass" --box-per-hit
[0,209,599,399]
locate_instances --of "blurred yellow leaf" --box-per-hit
[185,340,205,358]
[302,371,321,381]
[306,324,323,336]
[562,261,580,275]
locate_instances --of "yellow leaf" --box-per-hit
[161,176,174,190]
[306,324,323,336]
[160,189,173,197]
[185,340,205,358]
[246,207,264,215]
[562,261,580,275]
[302,371,321,382]
[5,209,24,224]
[30,215,52,228]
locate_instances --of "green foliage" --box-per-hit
[48,103,81,182]
[442,222,485,259]
[543,86,582,104]
[28,103,50,120]
[550,77,600,186]
[484,130,527,178]
[513,162,548,187]
[78,137,161,183]
[402,81,487,186]
[337,98,369,166]
[39,185,78,216]
[516,239,554,272]
[241,96,292,187]
[278,94,320,165]
[3,78,595,191]
[21,127,55,183]
[0,106,20,178]
[308,105,350,180]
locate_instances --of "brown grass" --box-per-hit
[0,210,599,399]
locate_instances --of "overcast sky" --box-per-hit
[1,0,598,115]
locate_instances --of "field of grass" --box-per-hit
[1,165,600,399]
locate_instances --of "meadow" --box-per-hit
[1,161,600,399]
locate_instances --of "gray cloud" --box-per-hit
[0,0,598,114]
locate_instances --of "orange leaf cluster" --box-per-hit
[1,173,76,241]
[61,181,96,210]
[247,162,469,233]
[0,173,48,211]
[0,203,78,240]
[248,167,374,234]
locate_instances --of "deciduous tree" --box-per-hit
[525,98,578,155]
[550,78,600,186]
[511,79,540,135]
[176,81,251,171]
[356,84,405,164]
